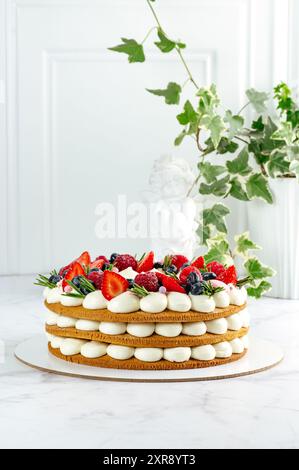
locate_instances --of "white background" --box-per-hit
[0,0,298,274]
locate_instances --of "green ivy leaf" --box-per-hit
[200,114,226,148]
[177,100,198,125]
[226,148,252,176]
[203,203,230,233]
[204,240,230,264]
[271,121,294,146]
[147,82,182,105]
[199,175,230,197]
[202,137,239,157]
[246,88,270,113]
[247,280,272,298]
[246,173,273,203]
[229,177,249,201]
[267,150,290,177]
[198,162,227,184]
[154,28,186,53]
[252,116,265,131]
[225,110,245,139]
[174,129,187,146]
[108,38,145,63]
[234,232,261,257]
[244,257,275,279]
[248,117,284,166]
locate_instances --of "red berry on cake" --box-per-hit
[171,254,189,270]
[206,261,226,276]
[179,265,201,284]
[101,271,129,300]
[114,254,138,271]
[87,271,104,290]
[161,275,186,293]
[62,261,85,290]
[217,265,237,285]
[90,258,106,270]
[76,251,91,268]
[95,255,108,263]
[191,255,205,269]
[134,272,159,292]
[137,251,154,273]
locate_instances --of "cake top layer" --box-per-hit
[36,250,247,315]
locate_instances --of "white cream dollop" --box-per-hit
[139,292,167,313]
[60,294,83,307]
[206,318,228,334]
[182,321,207,336]
[240,308,250,327]
[75,319,100,331]
[80,341,107,358]
[134,348,163,362]
[230,338,244,354]
[46,311,59,326]
[167,292,191,312]
[83,290,107,310]
[50,336,64,349]
[155,322,182,338]
[214,341,232,358]
[99,321,127,335]
[229,286,246,306]
[164,347,191,363]
[213,291,230,308]
[60,338,87,356]
[241,334,249,348]
[57,315,77,328]
[189,294,215,313]
[106,344,135,360]
[118,267,138,280]
[107,291,140,313]
[191,344,216,360]
[46,287,62,304]
[127,323,155,338]
[226,313,242,331]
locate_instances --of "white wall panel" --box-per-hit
[1,0,298,274]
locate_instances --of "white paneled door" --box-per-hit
[0,0,296,274]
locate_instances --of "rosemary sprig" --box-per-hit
[201,281,224,297]
[62,292,84,299]
[163,254,173,268]
[63,276,96,298]
[130,284,149,298]
[34,270,59,289]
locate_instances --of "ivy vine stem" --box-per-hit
[141,26,158,44]
[146,0,200,89]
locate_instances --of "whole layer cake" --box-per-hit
[37,251,249,370]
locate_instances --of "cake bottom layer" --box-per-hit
[48,343,248,370]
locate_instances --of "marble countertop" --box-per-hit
[0,274,298,449]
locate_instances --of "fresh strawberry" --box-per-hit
[171,254,189,270]
[179,265,201,284]
[191,256,205,269]
[217,265,237,285]
[76,251,91,267]
[114,254,137,271]
[95,255,108,263]
[90,258,106,270]
[87,271,104,290]
[62,261,85,290]
[206,261,226,277]
[59,262,74,277]
[101,271,129,300]
[137,251,154,273]
[161,275,185,293]
[135,272,159,292]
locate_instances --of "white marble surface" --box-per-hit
[0,275,298,449]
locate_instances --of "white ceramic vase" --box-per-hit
[247,178,299,299]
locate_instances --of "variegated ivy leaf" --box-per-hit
[225,110,245,139]
[108,38,145,63]
[244,257,275,279]
[247,280,272,298]
[204,240,231,265]
[198,161,227,184]
[226,147,252,176]
[271,121,294,146]
[200,114,226,149]
[229,177,249,201]
[246,173,273,204]
[196,222,211,245]
[234,232,261,257]
[267,150,290,177]
[203,203,230,233]
[246,88,270,113]
[199,174,230,197]
[147,82,182,105]
[197,84,220,116]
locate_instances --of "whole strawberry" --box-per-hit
[114,254,138,271]
[171,254,189,270]
[217,265,237,285]
[206,261,226,277]
[134,272,159,292]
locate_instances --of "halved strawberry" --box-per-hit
[217,265,237,285]
[171,254,189,270]
[161,275,185,293]
[76,251,91,268]
[206,261,226,277]
[102,271,129,300]
[90,258,105,270]
[191,256,205,269]
[179,265,201,284]
[137,251,154,273]
[62,261,85,290]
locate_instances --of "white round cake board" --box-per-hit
[15,335,283,382]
